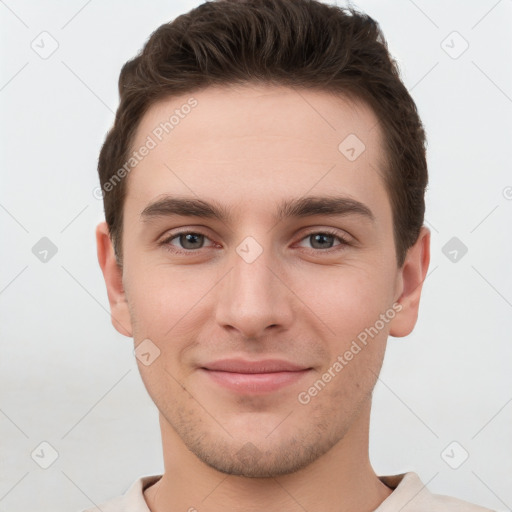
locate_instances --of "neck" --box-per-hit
[144,403,392,512]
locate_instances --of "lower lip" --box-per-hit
[200,369,311,393]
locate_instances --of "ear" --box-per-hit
[96,221,133,337]
[389,226,430,337]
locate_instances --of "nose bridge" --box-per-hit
[214,237,293,337]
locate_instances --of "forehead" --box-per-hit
[125,84,390,228]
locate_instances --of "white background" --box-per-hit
[0,0,511,511]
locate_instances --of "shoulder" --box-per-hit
[427,492,496,512]
[377,472,496,512]
[77,474,162,512]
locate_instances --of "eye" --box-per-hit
[296,230,351,252]
[159,231,216,254]
[158,228,352,256]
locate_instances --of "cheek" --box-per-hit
[135,355,186,418]
[291,263,394,396]
[125,263,210,332]
[291,262,394,337]
[299,326,387,417]
[125,265,214,382]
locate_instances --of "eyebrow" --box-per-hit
[140,195,375,224]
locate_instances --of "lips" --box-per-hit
[199,359,311,393]
[202,359,308,373]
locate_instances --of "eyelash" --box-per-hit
[158,229,351,256]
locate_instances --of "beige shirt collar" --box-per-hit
[82,472,494,512]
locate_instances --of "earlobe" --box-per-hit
[96,222,133,337]
[389,226,431,338]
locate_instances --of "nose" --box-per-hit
[214,244,295,340]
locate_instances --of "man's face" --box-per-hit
[112,85,409,476]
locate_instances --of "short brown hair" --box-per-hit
[98,0,427,268]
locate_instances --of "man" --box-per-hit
[89,0,494,510]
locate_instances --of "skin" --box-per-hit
[97,84,430,512]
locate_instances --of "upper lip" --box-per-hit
[201,359,309,373]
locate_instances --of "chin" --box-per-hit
[179,420,343,478]
[194,442,327,478]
